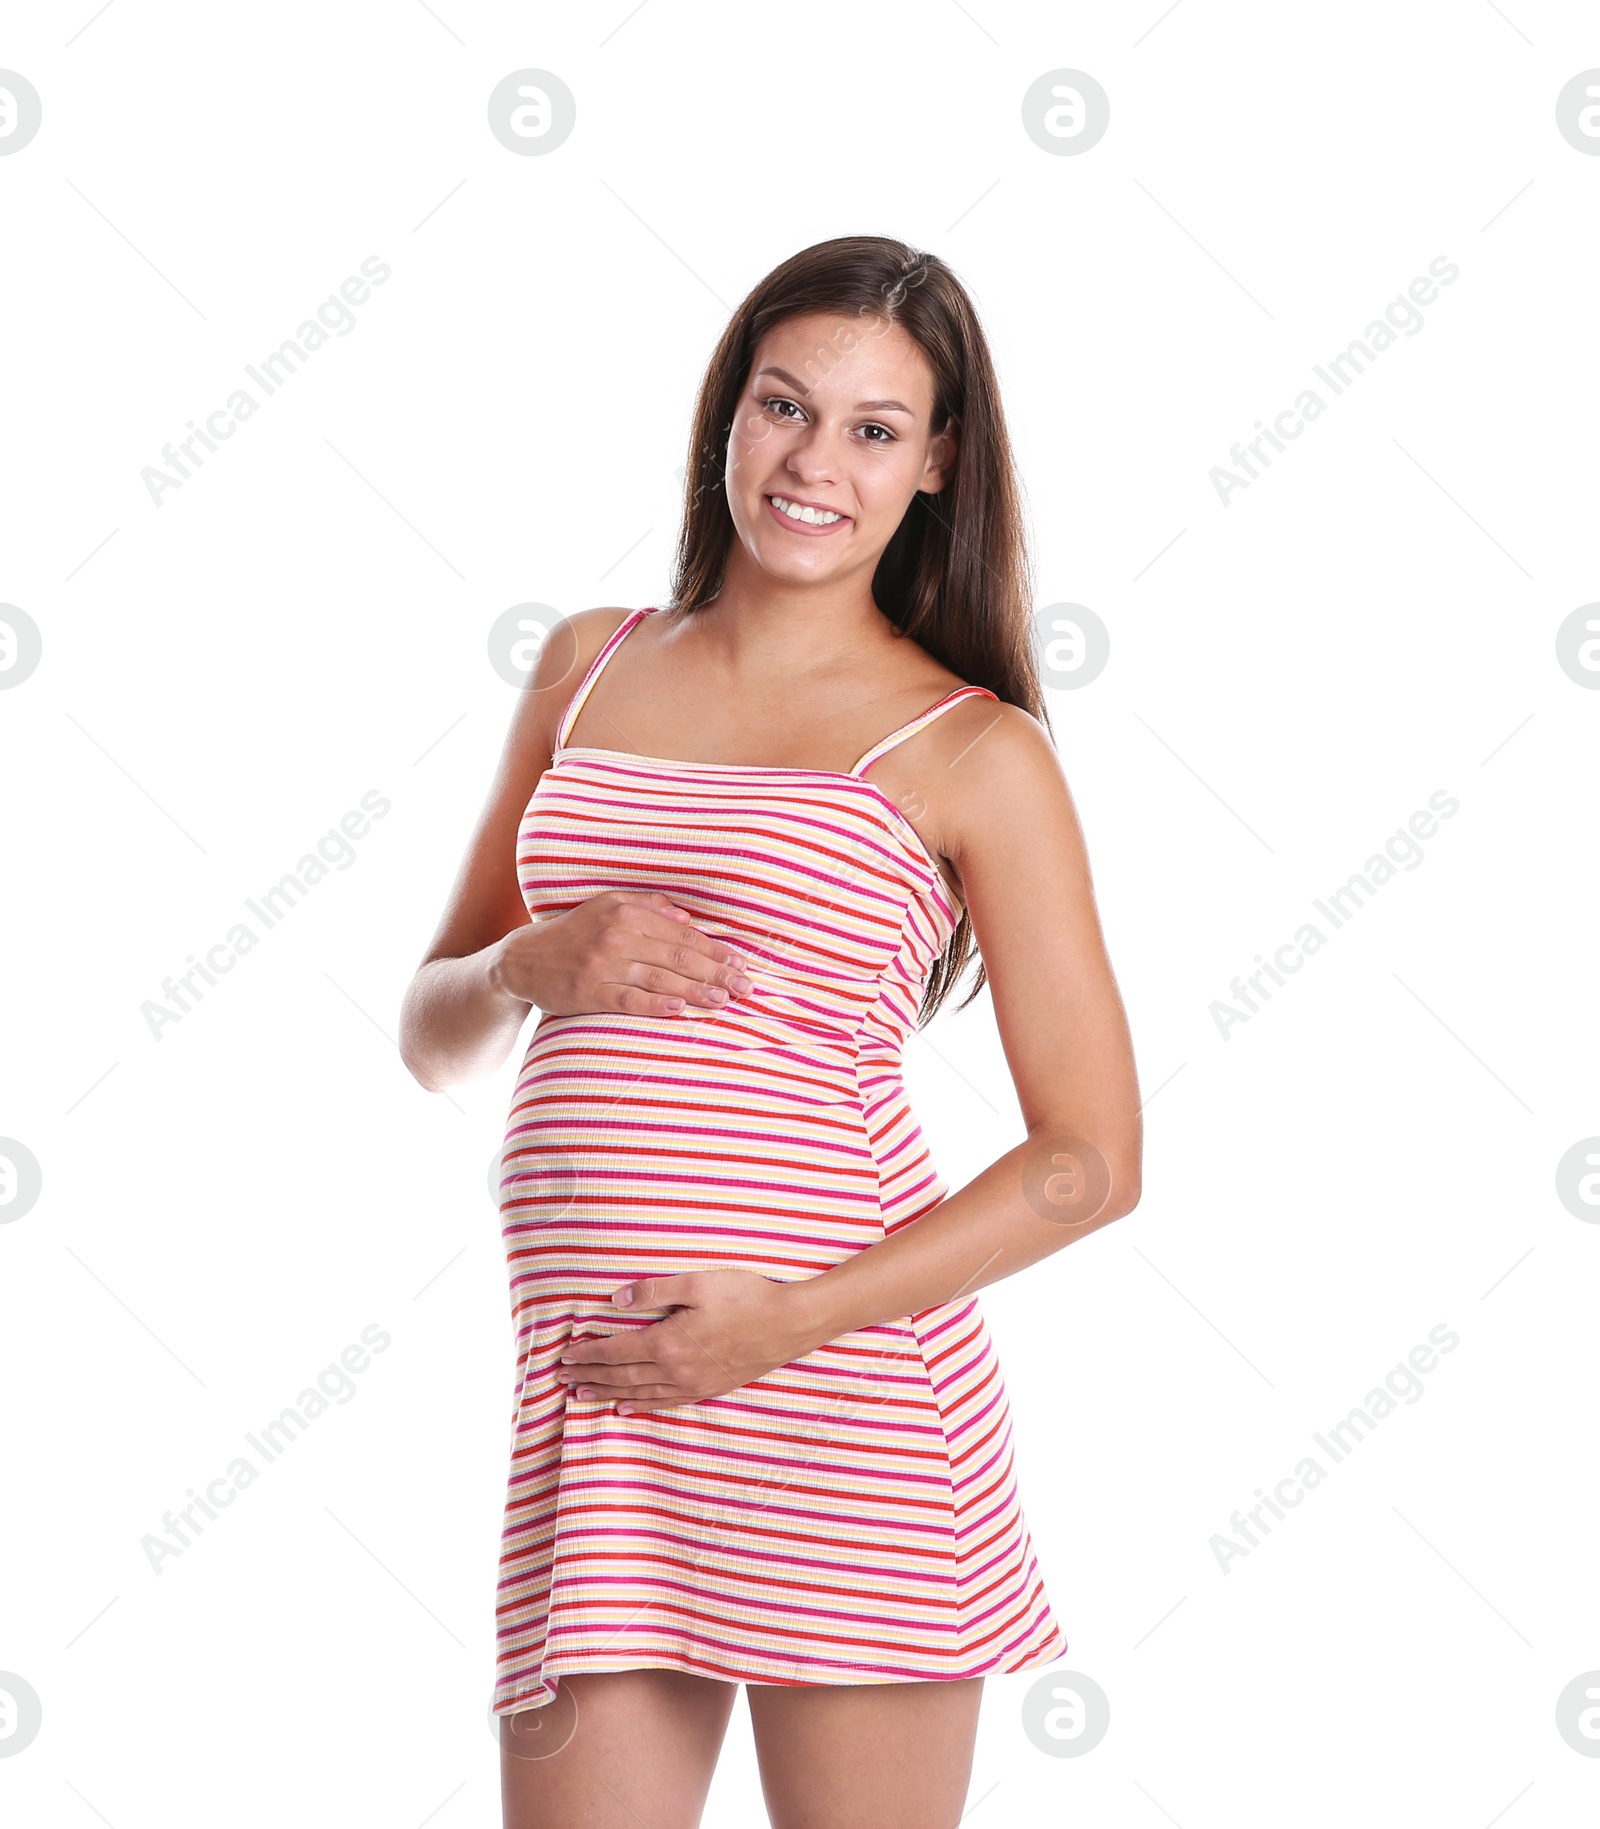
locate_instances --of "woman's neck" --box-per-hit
[687,548,904,682]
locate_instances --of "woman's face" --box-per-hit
[722,311,957,589]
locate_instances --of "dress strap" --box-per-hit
[554,607,657,751]
[848,684,1000,778]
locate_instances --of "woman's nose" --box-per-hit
[785,426,844,484]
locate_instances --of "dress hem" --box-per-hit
[492,1622,1069,1716]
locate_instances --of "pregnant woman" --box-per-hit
[400,236,1141,1829]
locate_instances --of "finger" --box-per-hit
[608,893,751,976]
[612,966,741,1015]
[563,1365,664,1396]
[559,1336,658,1367]
[621,1274,695,1312]
[578,1378,696,1404]
[606,890,694,923]
[609,981,698,1019]
[625,910,749,973]
[608,898,748,967]
[623,936,754,1000]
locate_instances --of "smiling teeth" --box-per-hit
[770,495,843,525]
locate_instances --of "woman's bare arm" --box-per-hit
[788,701,1142,1341]
[397,612,599,1091]
[398,609,754,1092]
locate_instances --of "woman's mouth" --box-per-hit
[764,493,851,537]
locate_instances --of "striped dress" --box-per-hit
[493,605,1067,1714]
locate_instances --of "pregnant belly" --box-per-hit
[499,1008,895,1276]
[498,1119,890,1288]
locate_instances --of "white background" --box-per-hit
[2,2,1598,1824]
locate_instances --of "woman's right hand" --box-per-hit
[489,891,755,1018]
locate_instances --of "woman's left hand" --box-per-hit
[556,1269,824,1413]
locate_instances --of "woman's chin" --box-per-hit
[757,554,845,588]
[748,530,856,578]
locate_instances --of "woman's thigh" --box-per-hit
[499,1668,740,1829]
[745,1675,985,1829]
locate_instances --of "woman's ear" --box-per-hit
[919,416,960,495]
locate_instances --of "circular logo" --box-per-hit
[1034,603,1110,690]
[1555,1670,1600,1754]
[0,605,43,689]
[1020,1133,1112,1229]
[1555,71,1600,154]
[488,1682,579,1759]
[1020,1668,1110,1757]
[0,73,42,156]
[1021,70,1110,156]
[0,1672,42,1756]
[487,603,575,690]
[0,1139,42,1225]
[1555,603,1600,688]
[488,70,577,156]
[1555,1138,1600,1223]
[492,1141,580,1222]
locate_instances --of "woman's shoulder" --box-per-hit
[877,628,1041,739]
[860,631,1054,791]
[523,605,638,694]
[558,603,643,663]
[499,605,641,760]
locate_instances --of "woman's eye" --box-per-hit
[759,398,895,443]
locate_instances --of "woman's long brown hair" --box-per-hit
[666,235,1049,1024]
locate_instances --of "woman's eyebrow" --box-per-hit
[755,366,915,415]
